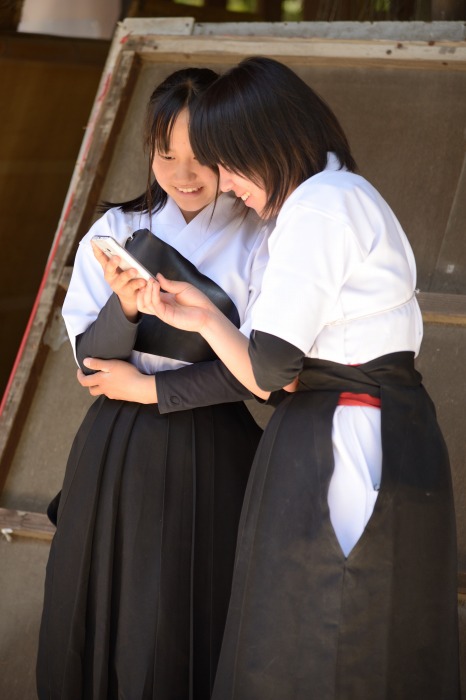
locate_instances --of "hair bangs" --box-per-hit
[152,107,179,154]
[189,87,262,187]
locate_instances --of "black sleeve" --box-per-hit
[156,359,255,414]
[248,330,305,392]
[76,293,140,374]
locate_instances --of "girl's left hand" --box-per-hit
[77,358,157,403]
[137,273,219,333]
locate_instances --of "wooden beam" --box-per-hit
[0,507,55,542]
[59,266,73,292]
[417,291,466,325]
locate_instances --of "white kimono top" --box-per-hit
[251,153,423,555]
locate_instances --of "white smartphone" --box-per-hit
[92,235,153,281]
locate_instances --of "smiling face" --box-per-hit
[217,165,268,218]
[152,109,218,222]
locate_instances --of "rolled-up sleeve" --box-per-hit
[249,331,304,392]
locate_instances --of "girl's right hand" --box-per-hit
[91,241,147,320]
[137,273,219,333]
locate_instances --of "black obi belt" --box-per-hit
[126,228,240,363]
[298,352,422,396]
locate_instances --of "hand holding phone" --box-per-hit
[92,235,153,281]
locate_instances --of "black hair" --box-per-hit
[100,67,219,215]
[189,56,357,219]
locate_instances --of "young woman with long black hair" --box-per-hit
[36,67,272,700]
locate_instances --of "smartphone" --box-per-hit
[92,235,153,281]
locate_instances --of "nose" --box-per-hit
[175,159,196,182]
[218,165,233,193]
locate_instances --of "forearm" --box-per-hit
[156,359,255,414]
[76,294,139,374]
[200,311,269,400]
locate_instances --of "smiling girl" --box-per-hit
[36,68,272,700]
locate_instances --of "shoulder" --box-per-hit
[273,171,386,259]
[280,169,388,235]
[290,169,374,210]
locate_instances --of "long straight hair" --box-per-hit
[101,67,219,215]
[190,56,357,219]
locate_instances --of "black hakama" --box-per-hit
[211,352,460,700]
[37,396,262,699]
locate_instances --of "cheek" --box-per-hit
[152,161,172,187]
[201,168,219,191]
[239,177,256,193]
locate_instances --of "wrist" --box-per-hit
[199,306,224,338]
[118,296,139,322]
[124,309,140,323]
[140,373,158,404]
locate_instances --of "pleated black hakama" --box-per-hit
[37,397,262,700]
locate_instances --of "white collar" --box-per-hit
[148,192,241,260]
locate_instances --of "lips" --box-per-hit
[240,191,251,202]
[176,186,202,193]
